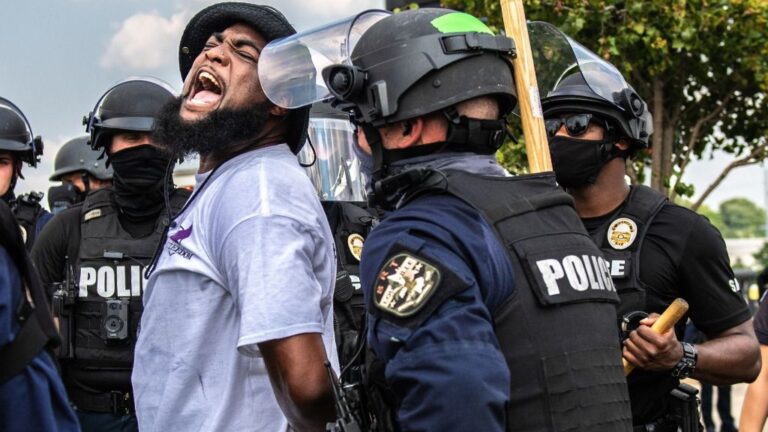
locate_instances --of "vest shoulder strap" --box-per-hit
[410,170,575,224]
[12,195,42,228]
[80,188,116,220]
[622,185,667,225]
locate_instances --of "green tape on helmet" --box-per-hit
[430,12,493,35]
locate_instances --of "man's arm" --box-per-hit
[623,316,760,384]
[740,344,768,431]
[30,209,76,294]
[259,333,335,431]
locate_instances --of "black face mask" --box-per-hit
[549,135,616,188]
[109,145,171,221]
[47,183,85,214]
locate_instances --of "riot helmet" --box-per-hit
[178,2,311,154]
[260,8,517,199]
[532,22,652,149]
[49,136,113,182]
[84,77,176,152]
[261,8,516,127]
[299,103,366,202]
[0,97,43,168]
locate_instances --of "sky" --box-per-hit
[2,0,764,211]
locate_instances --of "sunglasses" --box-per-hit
[545,113,607,138]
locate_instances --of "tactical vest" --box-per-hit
[11,192,45,250]
[323,201,377,369]
[587,185,667,320]
[69,188,188,382]
[376,170,633,432]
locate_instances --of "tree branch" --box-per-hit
[671,93,734,201]
[691,144,767,211]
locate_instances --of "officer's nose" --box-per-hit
[555,124,569,137]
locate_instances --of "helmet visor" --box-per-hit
[298,116,366,202]
[529,21,630,108]
[259,10,391,109]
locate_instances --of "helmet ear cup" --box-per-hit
[323,65,366,102]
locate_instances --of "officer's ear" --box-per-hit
[269,105,289,118]
[388,118,423,149]
[615,139,631,151]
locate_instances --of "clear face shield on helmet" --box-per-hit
[298,114,366,202]
[258,10,391,110]
[528,21,653,138]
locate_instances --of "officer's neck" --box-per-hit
[567,158,630,219]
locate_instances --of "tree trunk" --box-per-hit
[660,122,675,197]
[650,79,665,193]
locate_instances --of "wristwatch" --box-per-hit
[671,342,698,379]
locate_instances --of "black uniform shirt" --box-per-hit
[31,204,82,293]
[583,198,750,424]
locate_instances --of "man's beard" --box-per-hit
[153,97,271,158]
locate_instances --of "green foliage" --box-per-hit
[445,0,768,194]
[753,241,768,269]
[719,197,766,238]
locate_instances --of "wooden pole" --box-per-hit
[499,0,552,173]
[623,298,689,376]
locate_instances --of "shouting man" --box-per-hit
[132,3,338,431]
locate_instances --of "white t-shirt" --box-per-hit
[133,144,338,432]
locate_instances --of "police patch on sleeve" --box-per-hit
[607,217,638,250]
[374,253,441,317]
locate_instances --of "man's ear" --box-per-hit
[269,105,289,117]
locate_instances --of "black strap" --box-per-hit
[0,200,60,384]
[0,309,50,384]
[68,385,135,415]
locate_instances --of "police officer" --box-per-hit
[0,97,50,249]
[48,135,113,214]
[31,78,189,432]
[0,199,79,432]
[265,8,634,431]
[536,23,761,430]
[301,103,377,373]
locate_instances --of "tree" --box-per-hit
[719,197,766,238]
[444,0,768,206]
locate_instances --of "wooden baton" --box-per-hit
[499,0,552,173]
[623,298,689,376]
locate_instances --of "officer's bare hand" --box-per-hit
[622,313,684,371]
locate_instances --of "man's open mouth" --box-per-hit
[188,70,223,106]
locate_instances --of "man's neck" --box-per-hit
[198,128,286,173]
[568,159,630,218]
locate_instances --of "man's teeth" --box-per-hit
[198,71,221,92]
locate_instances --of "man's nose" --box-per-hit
[204,45,230,66]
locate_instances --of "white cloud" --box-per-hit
[100,10,190,70]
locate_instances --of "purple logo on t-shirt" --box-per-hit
[168,224,193,259]
[171,224,193,243]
